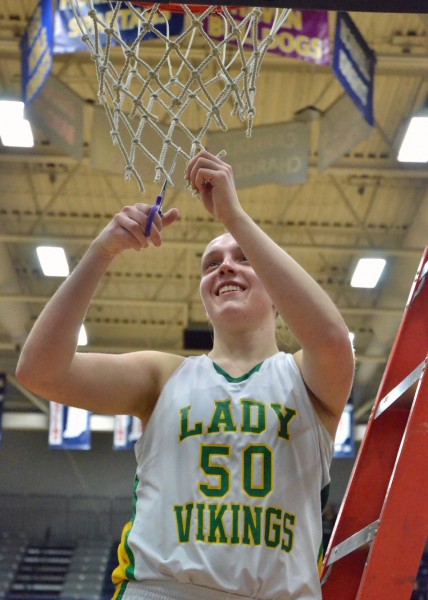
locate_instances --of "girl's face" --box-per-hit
[200,233,275,327]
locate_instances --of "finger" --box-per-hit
[185,150,222,181]
[115,213,149,250]
[132,203,161,244]
[162,207,180,227]
[121,204,152,230]
[152,210,163,232]
[188,159,222,192]
[193,167,223,194]
[148,222,162,247]
[145,208,179,246]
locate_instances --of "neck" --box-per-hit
[208,324,278,375]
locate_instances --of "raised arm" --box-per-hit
[186,151,354,436]
[16,203,181,421]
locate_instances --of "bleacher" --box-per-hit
[0,533,27,600]
[0,493,131,600]
[7,544,73,600]
[60,540,112,600]
[0,535,118,600]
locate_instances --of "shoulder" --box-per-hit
[125,351,186,421]
[134,350,186,386]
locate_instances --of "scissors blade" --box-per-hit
[145,151,180,237]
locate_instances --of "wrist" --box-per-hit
[221,205,251,233]
[86,238,117,266]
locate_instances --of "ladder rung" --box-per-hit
[326,520,380,567]
[374,360,426,419]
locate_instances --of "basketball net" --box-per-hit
[70,1,292,191]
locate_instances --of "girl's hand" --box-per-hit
[92,203,179,258]
[185,150,243,226]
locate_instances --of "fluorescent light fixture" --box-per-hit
[351,258,386,289]
[0,100,34,148]
[36,246,70,277]
[78,325,88,347]
[397,109,428,163]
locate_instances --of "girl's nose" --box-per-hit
[218,255,236,274]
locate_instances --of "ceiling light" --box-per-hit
[36,246,70,277]
[78,325,88,347]
[397,108,428,163]
[351,258,386,289]
[0,100,34,148]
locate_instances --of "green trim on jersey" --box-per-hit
[112,477,139,593]
[212,361,263,383]
[112,580,128,600]
[125,476,139,580]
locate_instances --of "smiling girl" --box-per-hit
[16,150,354,600]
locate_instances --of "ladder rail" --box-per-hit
[356,362,428,599]
[321,244,428,599]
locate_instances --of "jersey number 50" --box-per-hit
[199,444,273,498]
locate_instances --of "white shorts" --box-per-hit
[119,579,252,600]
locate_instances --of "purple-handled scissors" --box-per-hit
[144,153,179,238]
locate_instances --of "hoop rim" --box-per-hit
[128,1,227,13]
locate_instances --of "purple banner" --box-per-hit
[205,9,330,66]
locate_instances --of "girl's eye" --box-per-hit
[203,261,220,273]
[240,256,249,264]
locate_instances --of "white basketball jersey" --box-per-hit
[113,352,333,600]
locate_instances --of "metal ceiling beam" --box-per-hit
[0,233,423,258]
[0,293,189,311]
[0,292,406,317]
[0,339,387,364]
[0,210,411,237]
[1,152,428,180]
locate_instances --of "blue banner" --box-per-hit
[113,415,143,450]
[333,12,376,126]
[334,402,355,459]
[21,0,54,104]
[54,1,184,54]
[49,402,91,450]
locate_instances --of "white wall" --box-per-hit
[0,430,137,542]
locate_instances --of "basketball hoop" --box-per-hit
[70,1,292,191]
[130,1,219,13]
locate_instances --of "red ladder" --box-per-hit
[321,244,428,600]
